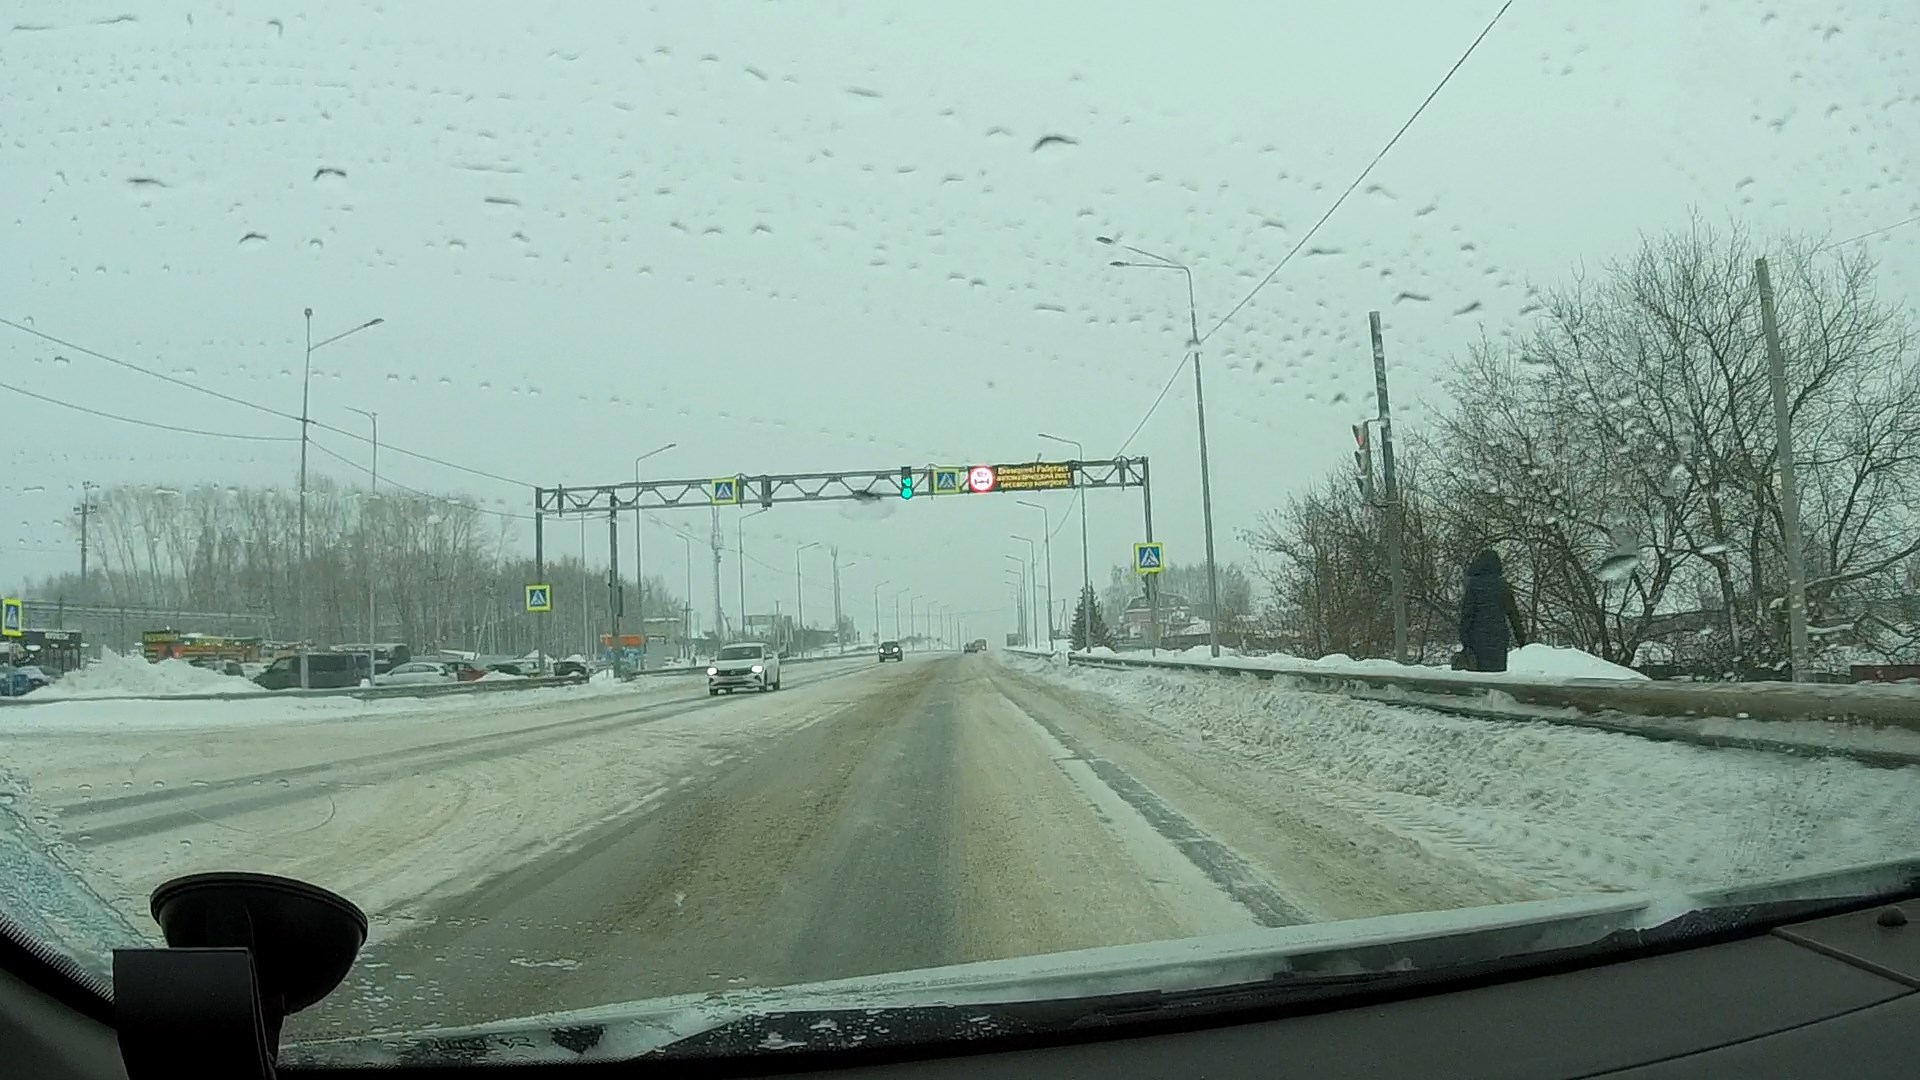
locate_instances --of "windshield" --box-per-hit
[3,0,1917,1065]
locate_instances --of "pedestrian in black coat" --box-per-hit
[1458,548,1528,672]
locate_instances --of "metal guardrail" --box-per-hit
[1024,650,1920,769]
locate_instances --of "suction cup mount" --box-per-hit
[115,872,368,1080]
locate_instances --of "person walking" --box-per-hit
[1458,548,1528,672]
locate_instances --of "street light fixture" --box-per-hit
[345,406,378,684]
[1038,432,1092,652]
[795,541,821,656]
[632,441,677,650]
[1016,500,1056,652]
[297,309,384,689]
[1098,236,1222,657]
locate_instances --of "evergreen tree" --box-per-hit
[1069,584,1115,650]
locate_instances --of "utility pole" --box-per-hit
[75,482,98,590]
[533,498,545,673]
[1369,312,1410,664]
[607,509,622,674]
[1756,258,1812,682]
[710,505,724,645]
[830,547,843,654]
[346,407,378,685]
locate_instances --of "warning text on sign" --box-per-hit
[990,462,1075,491]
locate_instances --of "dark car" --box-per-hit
[878,641,903,662]
[252,652,365,690]
[551,659,589,680]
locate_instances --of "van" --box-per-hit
[252,652,365,690]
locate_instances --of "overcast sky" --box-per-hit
[3,0,1915,638]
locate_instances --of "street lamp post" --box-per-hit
[1004,554,1030,645]
[1016,500,1056,652]
[1038,432,1091,651]
[297,309,384,688]
[346,406,378,685]
[907,593,918,651]
[894,589,905,643]
[1011,536,1040,649]
[631,442,676,664]
[738,507,769,642]
[681,534,693,661]
[1098,237,1221,657]
[795,541,820,656]
[872,580,889,648]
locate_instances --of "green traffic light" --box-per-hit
[901,477,915,500]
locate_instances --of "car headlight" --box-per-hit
[751,664,763,673]
[707,666,718,676]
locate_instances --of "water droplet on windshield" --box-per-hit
[239,232,268,249]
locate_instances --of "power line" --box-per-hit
[1200,0,1517,343]
[1104,1,1517,455]
[0,316,301,422]
[306,437,536,521]
[0,381,299,442]
[1114,355,1190,455]
[1821,213,1920,251]
[309,417,533,488]
[1,316,535,491]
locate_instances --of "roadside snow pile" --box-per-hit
[1028,660,1920,894]
[1505,643,1646,680]
[1105,642,1646,684]
[477,670,524,682]
[31,650,263,699]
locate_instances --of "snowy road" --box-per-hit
[7,649,1915,1043]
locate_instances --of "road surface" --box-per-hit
[7,653,1601,1042]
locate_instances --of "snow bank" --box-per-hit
[30,650,264,699]
[1506,643,1647,680]
[1102,642,1646,684]
[477,670,525,682]
[1019,660,1920,894]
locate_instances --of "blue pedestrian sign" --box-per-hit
[710,477,740,504]
[1,597,20,637]
[931,467,963,495]
[1133,542,1164,575]
[525,584,552,613]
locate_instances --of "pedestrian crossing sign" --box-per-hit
[711,477,740,504]
[525,584,552,613]
[931,467,962,495]
[1133,542,1164,574]
[1,598,20,637]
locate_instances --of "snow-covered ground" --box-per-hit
[0,656,881,948]
[1000,654,1920,899]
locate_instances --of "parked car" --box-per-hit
[253,652,365,690]
[188,657,246,677]
[445,660,487,682]
[486,662,529,677]
[551,658,589,680]
[878,640,904,662]
[13,665,54,692]
[707,642,781,694]
[375,661,458,686]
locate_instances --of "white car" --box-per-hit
[375,661,457,686]
[706,642,781,695]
